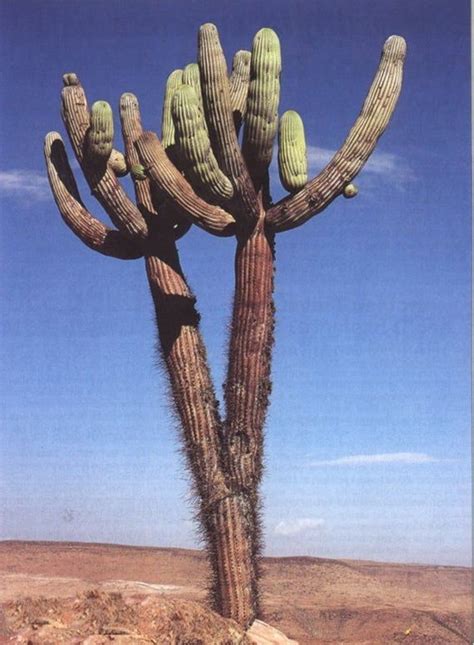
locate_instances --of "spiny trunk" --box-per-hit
[145,232,260,627]
[225,218,275,492]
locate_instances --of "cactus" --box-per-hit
[278,110,308,192]
[172,84,234,202]
[44,24,406,629]
[242,28,281,189]
[87,100,114,161]
[229,50,251,131]
[161,69,183,150]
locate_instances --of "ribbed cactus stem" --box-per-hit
[242,28,281,189]
[267,34,406,231]
[135,131,236,236]
[198,23,259,225]
[87,100,114,161]
[229,50,251,131]
[146,237,258,627]
[161,69,183,149]
[182,63,204,111]
[61,80,148,239]
[278,110,308,193]
[172,84,234,203]
[44,132,142,259]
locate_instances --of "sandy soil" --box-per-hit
[0,541,471,643]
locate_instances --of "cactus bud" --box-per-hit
[343,183,359,198]
[108,149,128,177]
[87,100,114,161]
[278,110,308,193]
[131,164,147,181]
[63,73,79,87]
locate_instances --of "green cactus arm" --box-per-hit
[172,84,234,203]
[86,100,114,161]
[242,28,281,192]
[161,69,183,150]
[229,50,251,132]
[44,132,142,259]
[182,63,204,108]
[198,23,259,225]
[266,35,406,232]
[135,131,236,237]
[61,75,148,239]
[278,110,308,193]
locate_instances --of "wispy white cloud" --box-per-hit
[274,517,325,536]
[0,169,50,201]
[306,145,416,189]
[310,452,441,467]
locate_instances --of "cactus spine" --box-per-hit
[44,24,406,629]
[278,110,308,192]
[87,100,114,161]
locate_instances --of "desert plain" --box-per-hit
[0,541,471,643]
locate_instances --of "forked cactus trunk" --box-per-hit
[44,23,405,628]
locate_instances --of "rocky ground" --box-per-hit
[0,541,471,643]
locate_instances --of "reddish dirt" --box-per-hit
[0,541,471,643]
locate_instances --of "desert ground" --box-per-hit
[0,541,471,643]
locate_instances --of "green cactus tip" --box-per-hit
[278,110,308,193]
[87,100,114,161]
[131,164,147,181]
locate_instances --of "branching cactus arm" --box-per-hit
[198,24,259,224]
[267,35,406,231]
[61,75,148,239]
[44,132,142,259]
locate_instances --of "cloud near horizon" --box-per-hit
[274,518,325,537]
[0,169,51,202]
[309,452,441,467]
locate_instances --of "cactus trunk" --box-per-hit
[145,227,260,627]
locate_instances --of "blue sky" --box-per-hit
[0,0,471,566]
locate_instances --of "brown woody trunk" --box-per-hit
[145,230,261,627]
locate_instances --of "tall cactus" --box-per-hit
[44,24,406,629]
